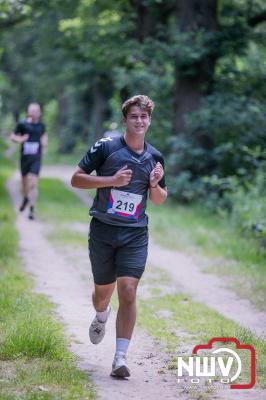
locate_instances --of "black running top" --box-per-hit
[79,136,166,227]
[15,120,46,159]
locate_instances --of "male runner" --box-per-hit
[11,103,48,220]
[71,95,167,378]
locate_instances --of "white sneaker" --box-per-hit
[89,306,111,344]
[111,352,130,378]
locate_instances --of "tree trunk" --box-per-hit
[90,76,111,142]
[131,0,175,41]
[130,0,150,42]
[13,109,20,123]
[57,91,67,137]
[174,0,218,133]
[80,90,93,142]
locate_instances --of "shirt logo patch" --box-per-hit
[90,137,113,153]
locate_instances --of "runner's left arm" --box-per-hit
[41,133,48,147]
[149,185,167,205]
[149,161,167,205]
[40,123,48,148]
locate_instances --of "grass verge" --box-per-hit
[0,159,95,400]
[38,178,88,224]
[37,178,90,248]
[136,264,266,390]
[43,136,86,166]
[148,201,266,309]
[137,288,266,389]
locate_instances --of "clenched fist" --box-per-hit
[20,134,29,143]
[112,165,133,187]
[150,162,164,188]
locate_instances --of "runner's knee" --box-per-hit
[118,284,137,305]
[28,174,38,188]
[93,284,114,307]
[93,297,109,311]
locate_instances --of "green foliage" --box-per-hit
[0,157,18,261]
[0,0,31,25]
[57,109,82,153]
[228,164,266,253]
[43,99,58,135]
[168,92,266,206]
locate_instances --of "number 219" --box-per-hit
[116,200,135,212]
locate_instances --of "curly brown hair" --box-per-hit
[122,95,155,117]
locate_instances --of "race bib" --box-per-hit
[107,189,142,220]
[23,142,39,155]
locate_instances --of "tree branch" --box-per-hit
[0,15,28,29]
[248,10,266,27]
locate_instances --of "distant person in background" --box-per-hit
[103,122,122,139]
[10,103,48,220]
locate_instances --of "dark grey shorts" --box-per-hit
[89,218,148,285]
[20,157,41,176]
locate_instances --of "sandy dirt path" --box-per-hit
[7,173,184,400]
[42,165,266,340]
[147,242,266,339]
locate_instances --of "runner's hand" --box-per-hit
[150,162,164,187]
[20,134,29,143]
[112,165,133,187]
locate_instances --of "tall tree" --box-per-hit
[174,0,218,133]
[173,0,266,134]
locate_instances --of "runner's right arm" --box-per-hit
[71,165,132,189]
[10,122,29,144]
[71,138,132,189]
[10,132,29,144]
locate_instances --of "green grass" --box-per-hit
[148,201,266,308]
[0,158,95,400]
[38,178,91,248]
[148,201,265,265]
[0,358,95,400]
[38,178,89,224]
[43,136,86,166]
[1,308,67,361]
[37,178,94,248]
[137,284,266,388]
